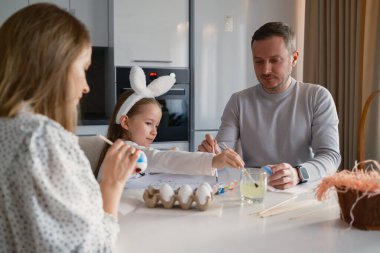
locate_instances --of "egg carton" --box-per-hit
[143,183,213,211]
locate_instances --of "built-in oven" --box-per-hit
[116,67,190,150]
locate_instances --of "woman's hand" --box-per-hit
[211,148,245,169]
[99,140,139,217]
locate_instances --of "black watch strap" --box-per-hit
[294,165,309,184]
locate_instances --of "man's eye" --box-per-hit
[270,58,280,64]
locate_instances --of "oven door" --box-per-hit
[118,84,189,143]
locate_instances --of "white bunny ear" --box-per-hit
[146,75,176,97]
[115,67,176,124]
[129,66,147,95]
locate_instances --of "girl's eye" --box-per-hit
[146,122,152,126]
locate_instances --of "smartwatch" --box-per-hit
[294,165,309,184]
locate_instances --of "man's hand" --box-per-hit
[267,163,300,189]
[197,134,221,154]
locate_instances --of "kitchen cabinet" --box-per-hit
[0,0,28,25]
[191,0,256,151]
[70,0,108,47]
[27,0,109,46]
[113,0,189,67]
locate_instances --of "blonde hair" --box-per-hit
[0,3,90,132]
[95,91,161,176]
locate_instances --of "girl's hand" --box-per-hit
[211,148,245,169]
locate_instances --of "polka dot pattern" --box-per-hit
[0,107,119,252]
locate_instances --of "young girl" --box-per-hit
[97,67,244,178]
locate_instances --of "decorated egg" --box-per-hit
[196,185,211,205]
[159,184,174,202]
[178,184,193,204]
[135,150,147,173]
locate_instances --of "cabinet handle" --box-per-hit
[133,60,173,63]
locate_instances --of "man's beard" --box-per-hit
[261,74,291,93]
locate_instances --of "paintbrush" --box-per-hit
[220,142,258,187]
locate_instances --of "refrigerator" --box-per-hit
[190,0,299,151]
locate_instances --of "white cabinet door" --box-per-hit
[114,0,189,67]
[29,0,69,10]
[0,0,28,25]
[193,0,255,131]
[70,0,108,47]
[28,0,108,47]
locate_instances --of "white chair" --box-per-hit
[78,135,105,176]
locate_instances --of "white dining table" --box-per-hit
[116,169,380,253]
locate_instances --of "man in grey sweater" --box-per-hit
[198,22,341,189]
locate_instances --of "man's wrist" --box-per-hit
[294,165,309,184]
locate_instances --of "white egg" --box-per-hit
[159,184,174,202]
[196,185,211,205]
[178,184,193,204]
[200,182,213,194]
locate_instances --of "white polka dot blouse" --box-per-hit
[0,106,119,252]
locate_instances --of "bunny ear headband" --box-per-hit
[115,66,176,124]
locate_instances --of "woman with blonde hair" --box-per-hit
[0,3,138,252]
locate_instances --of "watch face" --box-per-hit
[299,167,309,180]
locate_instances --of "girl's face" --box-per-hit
[121,103,162,147]
[68,45,91,105]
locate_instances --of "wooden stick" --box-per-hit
[259,199,320,218]
[97,134,113,145]
[256,195,298,216]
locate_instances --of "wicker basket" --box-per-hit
[337,90,380,230]
[337,188,380,230]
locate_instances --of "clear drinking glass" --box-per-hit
[240,168,267,204]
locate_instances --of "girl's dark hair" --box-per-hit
[95,91,161,176]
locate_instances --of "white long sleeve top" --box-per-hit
[216,78,341,182]
[125,141,215,176]
[0,107,119,253]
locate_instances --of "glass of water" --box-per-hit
[240,168,267,204]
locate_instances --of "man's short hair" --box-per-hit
[251,22,295,53]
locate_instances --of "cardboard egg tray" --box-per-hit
[143,185,212,211]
